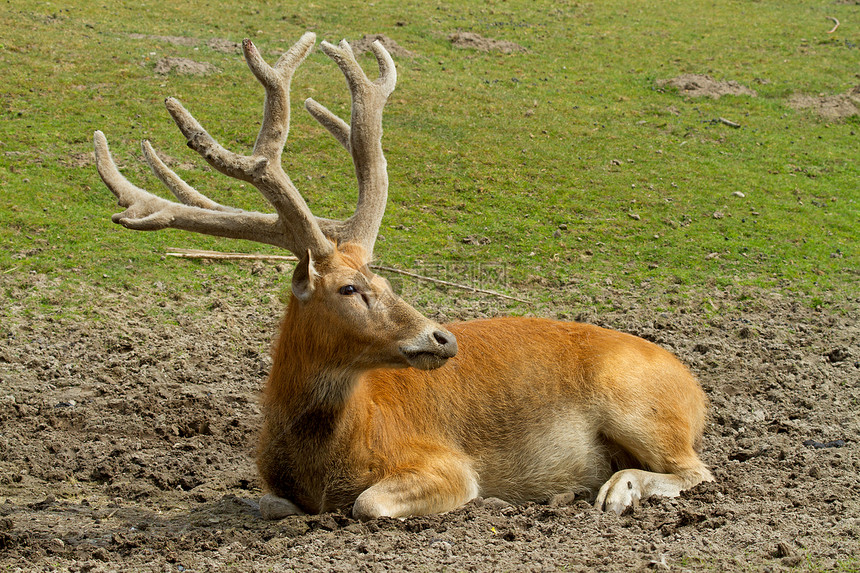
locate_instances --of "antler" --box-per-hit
[94,32,398,259]
[305,39,397,256]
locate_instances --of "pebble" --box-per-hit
[548,492,578,507]
[481,497,512,510]
[259,493,304,520]
[803,439,845,449]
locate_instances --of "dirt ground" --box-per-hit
[655,75,758,99]
[448,31,527,54]
[789,85,860,121]
[1,268,858,572]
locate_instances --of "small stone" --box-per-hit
[732,191,745,198]
[259,493,304,520]
[548,492,578,507]
[481,497,512,510]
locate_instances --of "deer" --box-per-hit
[93,32,713,520]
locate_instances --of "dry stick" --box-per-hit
[718,117,741,129]
[166,248,532,304]
[166,248,298,261]
[827,16,839,34]
[370,264,532,304]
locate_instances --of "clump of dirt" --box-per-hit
[58,151,94,168]
[448,31,527,54]
[656,74,757,99]
[154,57,218,76]
[129,33,198,47]
[1,268,858,571]
[349,34,416,58]
[789,85,860,120]
[207,38,242,54]
[129,33,242,54]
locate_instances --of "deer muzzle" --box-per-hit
[399,325,458,370]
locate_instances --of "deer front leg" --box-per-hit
[352,450,479,520]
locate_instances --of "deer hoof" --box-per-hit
[594,470,644,516]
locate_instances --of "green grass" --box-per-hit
[1,0,857,310]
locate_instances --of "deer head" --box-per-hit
[93,32,457,373]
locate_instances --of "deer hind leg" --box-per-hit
[352,447,479,520]
[594,389,713,515]
[594,464,712,515]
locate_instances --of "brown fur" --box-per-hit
[257,244,712,518]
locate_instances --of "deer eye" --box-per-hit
[339,285,359,296]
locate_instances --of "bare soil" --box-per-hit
[349,34,416,59]
[1,269,858,571]
[154,57,219,76]
[656,75,757,99]
[789,86,860,120]
[128,34,200,48]
[129,34,241,54]
[448,32,527,54]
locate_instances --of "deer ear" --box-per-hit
[291,249,317,302]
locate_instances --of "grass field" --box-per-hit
[1,4,859,570]
[1,0,857,310]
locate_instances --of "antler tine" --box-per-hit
[304,38,397,257]
[142,140,240,213]
[93,131,288,246]
[163,96,268,182]
[245,32,316,161]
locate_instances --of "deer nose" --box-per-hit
[432,329,458,358]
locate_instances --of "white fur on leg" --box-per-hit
[352,470,480,520]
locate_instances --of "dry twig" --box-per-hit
[827,16,840,34]
[166,248,532,304]
[166,248,297,261]
[371,264,532,304]
[718,117,741,128]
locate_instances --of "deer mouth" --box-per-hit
[401,350,451,370]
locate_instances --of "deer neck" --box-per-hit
[266,299,366,432]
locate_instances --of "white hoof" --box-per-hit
[594,471,643,515]
[594,469,686,515]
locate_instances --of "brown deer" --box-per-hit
[93,32,712,520]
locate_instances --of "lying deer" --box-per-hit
[93,32,712,519]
